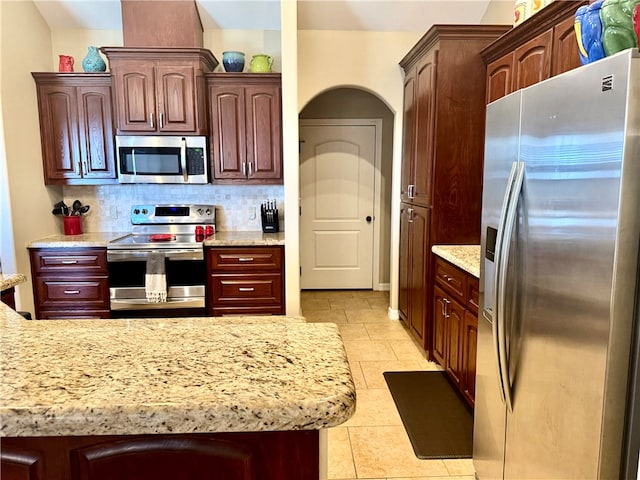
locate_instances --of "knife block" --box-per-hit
[260,205,279,233]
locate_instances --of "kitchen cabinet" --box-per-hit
[206,246,285,316]
[29,248,110,319]
[32,73,117,185]
[398,203,430,341]
[482,1,587,103]
[1,431,318,480]
[207,74,282,184]
[432,256,478,407]
[398,25,509,350]
[101,47,217,135]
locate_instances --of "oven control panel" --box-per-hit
[131,204,216,225]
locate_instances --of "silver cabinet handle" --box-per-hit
[407,208,414,223]
[247,162,253,177]
[61,260,78,264]
[160,112,164,129]
[63,290,80,295]
[238,287,255,292]
[238,257,254,262]
[150,112,154,129]
[241,162,247,176]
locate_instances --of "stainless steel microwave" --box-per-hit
[116,136,208,184]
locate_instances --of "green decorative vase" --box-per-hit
[82,46,107,72]
[600,0,640,56]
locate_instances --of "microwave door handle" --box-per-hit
[181,137,188,183]
[131,149,137,177]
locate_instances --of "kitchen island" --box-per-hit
[0,302,355,479]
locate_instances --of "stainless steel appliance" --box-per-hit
[475,49,640,479]
[107,204,216,316]
[116,136,208,184]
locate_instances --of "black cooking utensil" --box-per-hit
[71,200,82,215]
[78,205,90,215]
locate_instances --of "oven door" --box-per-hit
[107,249,206,314]
[116,136,208,184]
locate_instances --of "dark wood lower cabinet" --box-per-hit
[1,430,319,480]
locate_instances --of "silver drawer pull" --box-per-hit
[238,287,255,292]
[238,257,254,262]
[61,260,78,264]
[63,290,81,295]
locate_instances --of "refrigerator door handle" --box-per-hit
[497,161,525,413]
[492,160,519,405]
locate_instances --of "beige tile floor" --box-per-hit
[302,289,476,480]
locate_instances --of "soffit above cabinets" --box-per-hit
[33,0,495,32]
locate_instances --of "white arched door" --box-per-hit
[299,120,378,289]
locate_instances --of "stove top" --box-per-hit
[107,204,216,251]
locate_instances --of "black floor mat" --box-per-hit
[383,371,473,459]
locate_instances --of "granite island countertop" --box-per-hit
[27,231,285,248]
[0,273,27,292]
[432,245,481,278]
[0,302,354,438]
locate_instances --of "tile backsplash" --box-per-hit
[62,184,285,233]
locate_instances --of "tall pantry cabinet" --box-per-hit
[398,25,510,351]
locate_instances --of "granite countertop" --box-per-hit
[0,273,27,292]
[27,231,285,248]
[432,245,481,278]
[0,303,354,438]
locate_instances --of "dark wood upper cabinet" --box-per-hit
[482,1,587,103]
[32,73,116,185]
[101,47,217,135]
[206,73,282,184]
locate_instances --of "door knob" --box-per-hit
[366,216,372,223]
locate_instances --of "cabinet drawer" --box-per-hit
[30,248,108,274]
[434,257,466,303]
[210,274,283,306]
[208,247,283,272]
[34,277,109,309]
[467,276,479,314]
[37,309,111,320]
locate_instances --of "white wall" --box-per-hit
[1,0,60,313]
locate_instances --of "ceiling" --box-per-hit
[31,0,506,32]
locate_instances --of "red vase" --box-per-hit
[58,55,74,72]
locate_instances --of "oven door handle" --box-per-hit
[107,249,203,262]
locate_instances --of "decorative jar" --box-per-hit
[82,46,107,72]
[249,54,273,73]
[222,51,245,72]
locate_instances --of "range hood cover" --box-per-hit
[121,0,204,48]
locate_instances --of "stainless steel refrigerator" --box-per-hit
[474,49,640,479]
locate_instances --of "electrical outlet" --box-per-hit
[248,206,256,220]
[110,206,118,219]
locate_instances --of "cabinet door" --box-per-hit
[408,205,430,342]
[400,69,416,203]
[37,84,81,182]
[462,309,478,407]
[551,14,582,77]
[76,85,116,180]
[445,297,464,387]
[112,61,156,133]
[155,64,197,133]
[73,437,256,480]
[245,84,282,182]
[398,203,412,323]
[432,285,447,366]
[486,52,514,104]
[209,85,247,180]
[411,50,437,207]
[512,29,553,91]
[1,445,44,480]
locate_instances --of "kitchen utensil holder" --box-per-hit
[63,215,82,235]
[261,205,279,233]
